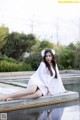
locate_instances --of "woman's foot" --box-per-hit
[0,95,8,101]
[6,98,14,101]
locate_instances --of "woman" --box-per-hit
[0,49,65,101]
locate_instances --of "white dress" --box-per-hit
[27,62,65,96]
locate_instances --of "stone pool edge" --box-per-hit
[0,91,79,112]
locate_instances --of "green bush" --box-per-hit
[57,64,64,70]
[0,60,32,72]
[0,55,16,63]
[25,52,42,70]
[57,48,75,69]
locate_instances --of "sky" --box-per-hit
[0,0,80,45]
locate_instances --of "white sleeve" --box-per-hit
[37,62,48,86]
[56,64,65,90]
[56,64,62,80]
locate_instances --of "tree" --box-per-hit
[0,25,9,50]
[1,32,36,61]
[25,52,42,70]
[39,40,54,51]
[74,42,80,69]
[67,43,76,50]
[58,47,75,69]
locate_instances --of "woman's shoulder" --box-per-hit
[35,61,46,72]
[40,61,45,66]
[38,61,46,68]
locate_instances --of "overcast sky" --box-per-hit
[0,0,80,45]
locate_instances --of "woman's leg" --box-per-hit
[6,90,43,101]
[0,85,38,101]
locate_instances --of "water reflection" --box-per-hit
[8,107,64,120]
[38,107,64,120]
[7,101,80,120]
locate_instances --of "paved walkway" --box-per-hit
[0,83,25,95]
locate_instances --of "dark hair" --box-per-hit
[43,49,57,78]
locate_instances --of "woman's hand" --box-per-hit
[45,86,51,95]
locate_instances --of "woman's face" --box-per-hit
[45,52,53,64]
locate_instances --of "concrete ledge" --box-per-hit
[0,70,80,77]
[0,91,79,112]
[0,71,34,77]
[0,81,27,88]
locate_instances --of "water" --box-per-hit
[6,100,80,120]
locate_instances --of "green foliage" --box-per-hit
[1,32,36,61]
[74,48,80,69]
[39,40,54,51]
[0,55,17,63]
[0,57,32,72]
[25,52,42,70]
[0,25,9,50]
[57,47,75,69]
[67,43,76,50]
[0,26,80,71]
[25,41,80,70]
[31,40,41,54]
[0,61,32,72]
[57,64,64,70]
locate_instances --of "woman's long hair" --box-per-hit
[43,49,57,78]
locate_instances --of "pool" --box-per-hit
[5,100,80,120]
[5,80,80,120]
[0,72,80,120]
